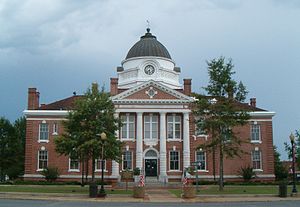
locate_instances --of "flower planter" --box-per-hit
[133,186,145,198]
[182,185,196,199]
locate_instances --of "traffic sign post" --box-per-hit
[191,162,201,192]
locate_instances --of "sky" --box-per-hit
[0,0,299,159]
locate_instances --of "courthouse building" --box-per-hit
[24,29,276,182]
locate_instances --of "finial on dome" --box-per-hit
[146,20,150,33]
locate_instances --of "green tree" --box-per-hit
[193,57,250,191]
[54,83,122,183]
[284,130,300,171]
[274,145,288,180]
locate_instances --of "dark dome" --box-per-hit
[126,28,171,60]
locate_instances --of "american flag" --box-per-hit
[182,176,188,186]
[139,175,145,187]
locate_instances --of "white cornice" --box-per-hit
[249,111,276,117]
[24,110,69,116]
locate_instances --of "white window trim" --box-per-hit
[68,158,80,172]
[252,150,263,171]
[95,159,108,172]
[52,123,58,136]
[122,151,133,170]
[38,123,49,142]
[169,150,180,171]
[167,114,182,140]
[195,151,207,171]
[37,150,48,171]
[144,114,158,140]
[120,113,135,140]
[250,124,261,142]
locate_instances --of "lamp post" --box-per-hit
[99,132,107,197]
[290,133,298,194]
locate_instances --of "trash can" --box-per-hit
[89,183,98,198]
[279,181,287,198]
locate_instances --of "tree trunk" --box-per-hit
[219,144,224,191]
[91,156,95,183]
[212,145,216,181]
[85,158,89,183]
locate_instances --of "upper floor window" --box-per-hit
[167,114,181,139]
[251,124,261,142]
[194,117,206,136]
[38,150,48,170]
[169,150,179,170]
[252,150,262,170]
[144,114,158,140]
[122,151,132,170]
[196,151,206,170]
[53,123,58,135]
[120,114,135,140]
[69,158,79,171]
[39,123,49,141]
[95,159,106,171]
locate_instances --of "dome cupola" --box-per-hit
[125,28,172,60]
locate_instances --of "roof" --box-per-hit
[125,28,171,60]
[38,95,82,110]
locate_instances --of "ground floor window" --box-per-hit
[122,151,132,170]
[195,151,206,170]
[252,150,262,170]
[169,150,179,170]
[38,150,48,170]
[95,159,106,171]
[69,158,79,171]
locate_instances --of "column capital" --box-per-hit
[160,112,166,115]
[137,112,143,116]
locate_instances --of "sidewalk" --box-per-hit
[1,190,300,203]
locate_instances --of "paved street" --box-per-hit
[1,199,300,207]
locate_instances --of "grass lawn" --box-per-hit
[169,185,300,198]
[0,185,132,195]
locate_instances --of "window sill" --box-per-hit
[68,169,80,172]
[168,170,182,172]
[36,169,44,172]
[253,169,263,172]
[193,135,208,140]
[167,139,182,142]
[38,140,49,143]
[251,140,262,144]
[52,132,58,136]
[121,139,135,142]
[197,170,209,173]
[95,170,108,172]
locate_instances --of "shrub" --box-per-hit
[238,166,256,182]
[40,167,60,182]
[133,168,141,176]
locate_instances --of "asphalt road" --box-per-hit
[1,199,300,207]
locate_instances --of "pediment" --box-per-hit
[112,80,194,104]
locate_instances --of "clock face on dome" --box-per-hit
[144,65,155,75]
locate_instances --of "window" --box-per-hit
[122,151,132,170]
[167,114,181,139]
[38,150,48,170]
[95,159,106,171]
[69,158,79,171]
[196,151,206,170]
[39,123,49,141]
[251,124,261,142]
[121,114,135,140]
[53,123,58,135]
[144,114,158,139]
[169,151,179,170]
[252,150,262,170]
[194,117,206,136]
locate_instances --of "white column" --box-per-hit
[112,112,120,178]
[183,112,190,169]
[136,112,143,170]
[159,112,167,182]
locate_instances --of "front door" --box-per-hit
[145,159,157,176]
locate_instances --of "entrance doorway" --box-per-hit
[144,149,158,177]
[145,159,157,176]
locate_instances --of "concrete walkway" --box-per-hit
[1,189,300,203]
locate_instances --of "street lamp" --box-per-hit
[290,133,298,194]
[99,132,107,197]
